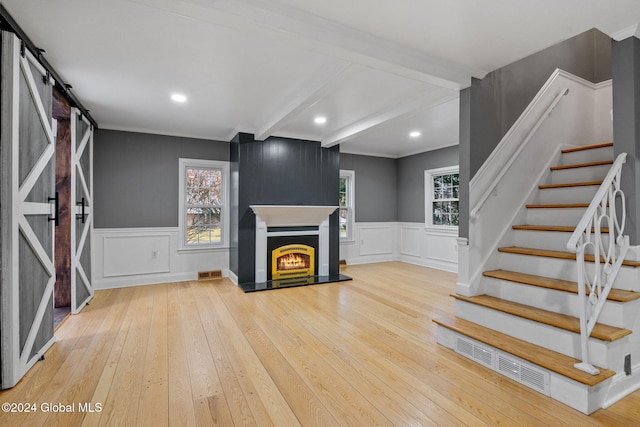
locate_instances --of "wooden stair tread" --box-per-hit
[526,203,589,209]
[539,181,602,189]
[451,294,632,342]
[550,160,613,171]
[561,142,614,153]
[433,315,616,386]
[512,224,609,233]
[483,269,640,302]
[498,246,640,267]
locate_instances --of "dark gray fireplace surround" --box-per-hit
[229,133,350,291]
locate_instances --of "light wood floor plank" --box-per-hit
[1,261,639,426]
[196,282,299,426]
[166,283,197,427]
[177,282,233,426]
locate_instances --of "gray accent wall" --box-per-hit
[229,133,340,284]
[93,129,229,228]
[340,147,459,224]
[340,153,397,222]
[397,146,459,223]
[459,88,471,239]
[612,36,640,245]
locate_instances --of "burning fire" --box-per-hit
[277,253,310,271]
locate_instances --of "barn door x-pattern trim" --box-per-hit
[1,33,56,388]
[71,108,94,313]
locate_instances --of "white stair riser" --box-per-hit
[534,186,600,204]
[548,164,611,184]
[525,207,587,226]
[512,230,612,253]
[560,147,613,165]
[454,299,618,368]
[483,277,632,328]
[497,252,640,292]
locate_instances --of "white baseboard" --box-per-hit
[602,363,640,408]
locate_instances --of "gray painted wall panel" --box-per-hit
[612,36,640,245]
[340,153,397,222]
[94,130,228,228]
[459,89,471,239]
[396,146,459,223]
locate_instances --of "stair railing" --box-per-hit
[567,152,629,375]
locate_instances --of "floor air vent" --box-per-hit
[455,335,550,396]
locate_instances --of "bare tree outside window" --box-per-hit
[186,167,223,244]
[432,172,459,226]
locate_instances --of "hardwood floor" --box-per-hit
[1,262,638,426]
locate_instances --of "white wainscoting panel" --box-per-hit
[103,234,171,277]
[399,225,421,257]
[359,225,394,256]
[94,227,229,289]
[340,222,459,273]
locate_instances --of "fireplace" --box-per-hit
[267,233,319,280]
[271,244,315,279]
[250,205,337,283]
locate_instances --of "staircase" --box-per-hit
[435,142,640,414]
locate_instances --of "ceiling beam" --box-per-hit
[321,89,459,147]
[254,61,353,141]
[132,0,482,90]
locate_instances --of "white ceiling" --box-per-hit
[3,0,640,158]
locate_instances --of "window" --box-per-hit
[179,158,229,250]
[425,166,459,229]
[339,170,355,240]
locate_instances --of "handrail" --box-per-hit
[567,152,628,375]
[470,88,569,220]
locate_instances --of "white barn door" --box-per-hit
[0,33,56,388]
[70,108,94,313]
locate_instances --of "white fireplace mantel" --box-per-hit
[250,205,339,227]
[250,205,338,282]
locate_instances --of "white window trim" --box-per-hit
[340,170,355,242]
[178,158,230,251]
[425,165,459,234]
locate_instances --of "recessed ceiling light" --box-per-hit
[314,116,327,125]
[171,93,187,103]
[409,131,421,138]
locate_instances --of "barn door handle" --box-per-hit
[76,197,86,224]
[48,192,59,226]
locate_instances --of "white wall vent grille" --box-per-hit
[454,335,550,396]
[455,336,494,368]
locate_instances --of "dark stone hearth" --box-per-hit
[239,274,352,293]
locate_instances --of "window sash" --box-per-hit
[339,170,354,240]
[179,159,228,250]
[425,166,459,229]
